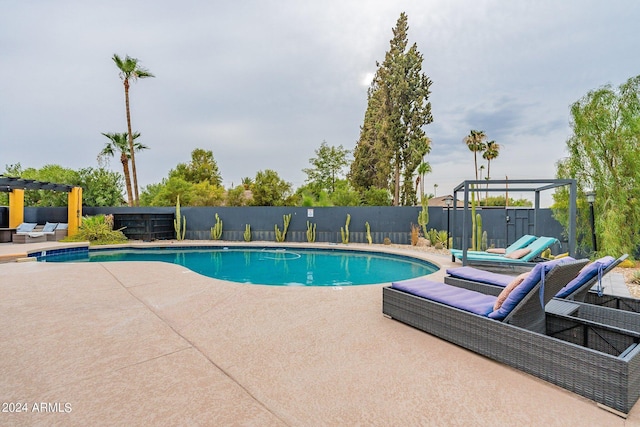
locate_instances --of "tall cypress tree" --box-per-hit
[349,12,433,206]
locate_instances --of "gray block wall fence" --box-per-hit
[19,205,570,254]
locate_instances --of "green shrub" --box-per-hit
[64,214,127,245]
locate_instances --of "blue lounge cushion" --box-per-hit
[446,266,514,287]
[43,222,58,232]
[391,277,496,316]
[451,235,537,257]
[488,257,575,320]
[555,256,616,298]
[16,223,37,233]
[56,223,68,230]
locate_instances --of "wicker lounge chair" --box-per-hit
[383,258,640,415]
[451,236,559,265]
[445,254,638,312]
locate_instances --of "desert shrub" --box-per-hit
[64,214,127,245]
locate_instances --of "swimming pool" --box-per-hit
[38,246,438,286]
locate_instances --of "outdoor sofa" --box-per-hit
[383,257,640,415]
[12,222,67,243]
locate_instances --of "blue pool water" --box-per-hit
[38,247,437,286]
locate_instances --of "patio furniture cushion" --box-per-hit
[555,256,616,298]
[16,223,37,233]
[488,257,574,320]
[505,248,531,259]
[446,266,515,287]
[43,222,58,232]
[494,273,529,310]
[486,248,506,254]
[391,278,496,316]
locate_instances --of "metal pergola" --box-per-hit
[452,179,577,266]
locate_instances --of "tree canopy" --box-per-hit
[140,148,224,206]
[302,141,350,194]
[350,12,433,206]
[250,169,293,206]
[170,148,222,186]
[554,74,640,257]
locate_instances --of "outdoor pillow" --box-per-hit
[493,273,529,311]
[486,248,506,254]
[57,223,68,229]
[488,257,574,320]
[16,223,37,233]
[505,248,531,259]
[43,222,58,232]
[555,256,616,298]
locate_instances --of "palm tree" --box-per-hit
[112,54,155,206]
[483,140,500,181]
[416,161,431,204]
[99,132,148,206]
[463,130,487,180]
[483,140,500,201]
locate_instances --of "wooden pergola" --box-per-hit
[0,176,82,236]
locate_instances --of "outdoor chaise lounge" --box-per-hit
[383,257,640,415]
[12,223,46,243]
[451,236,559,265]
[450,234,537,257]
[445,254,640,312]
[47,223,68,241]
[12,222,66,243]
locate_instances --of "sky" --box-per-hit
[1,0,639,207]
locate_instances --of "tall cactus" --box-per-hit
[340,214,351,244]
[306,221,316,243]
[365,221,372,245]
[211,213,223,240]
[481,230,488,252]
[275,214,291,242]
[243,224,251,242]
[174,195,186,240]
[475,213,483,251]
[417,205,429,238]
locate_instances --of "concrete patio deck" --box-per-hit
[1,241,638,426]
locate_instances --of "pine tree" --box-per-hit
[349,12,433,206]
